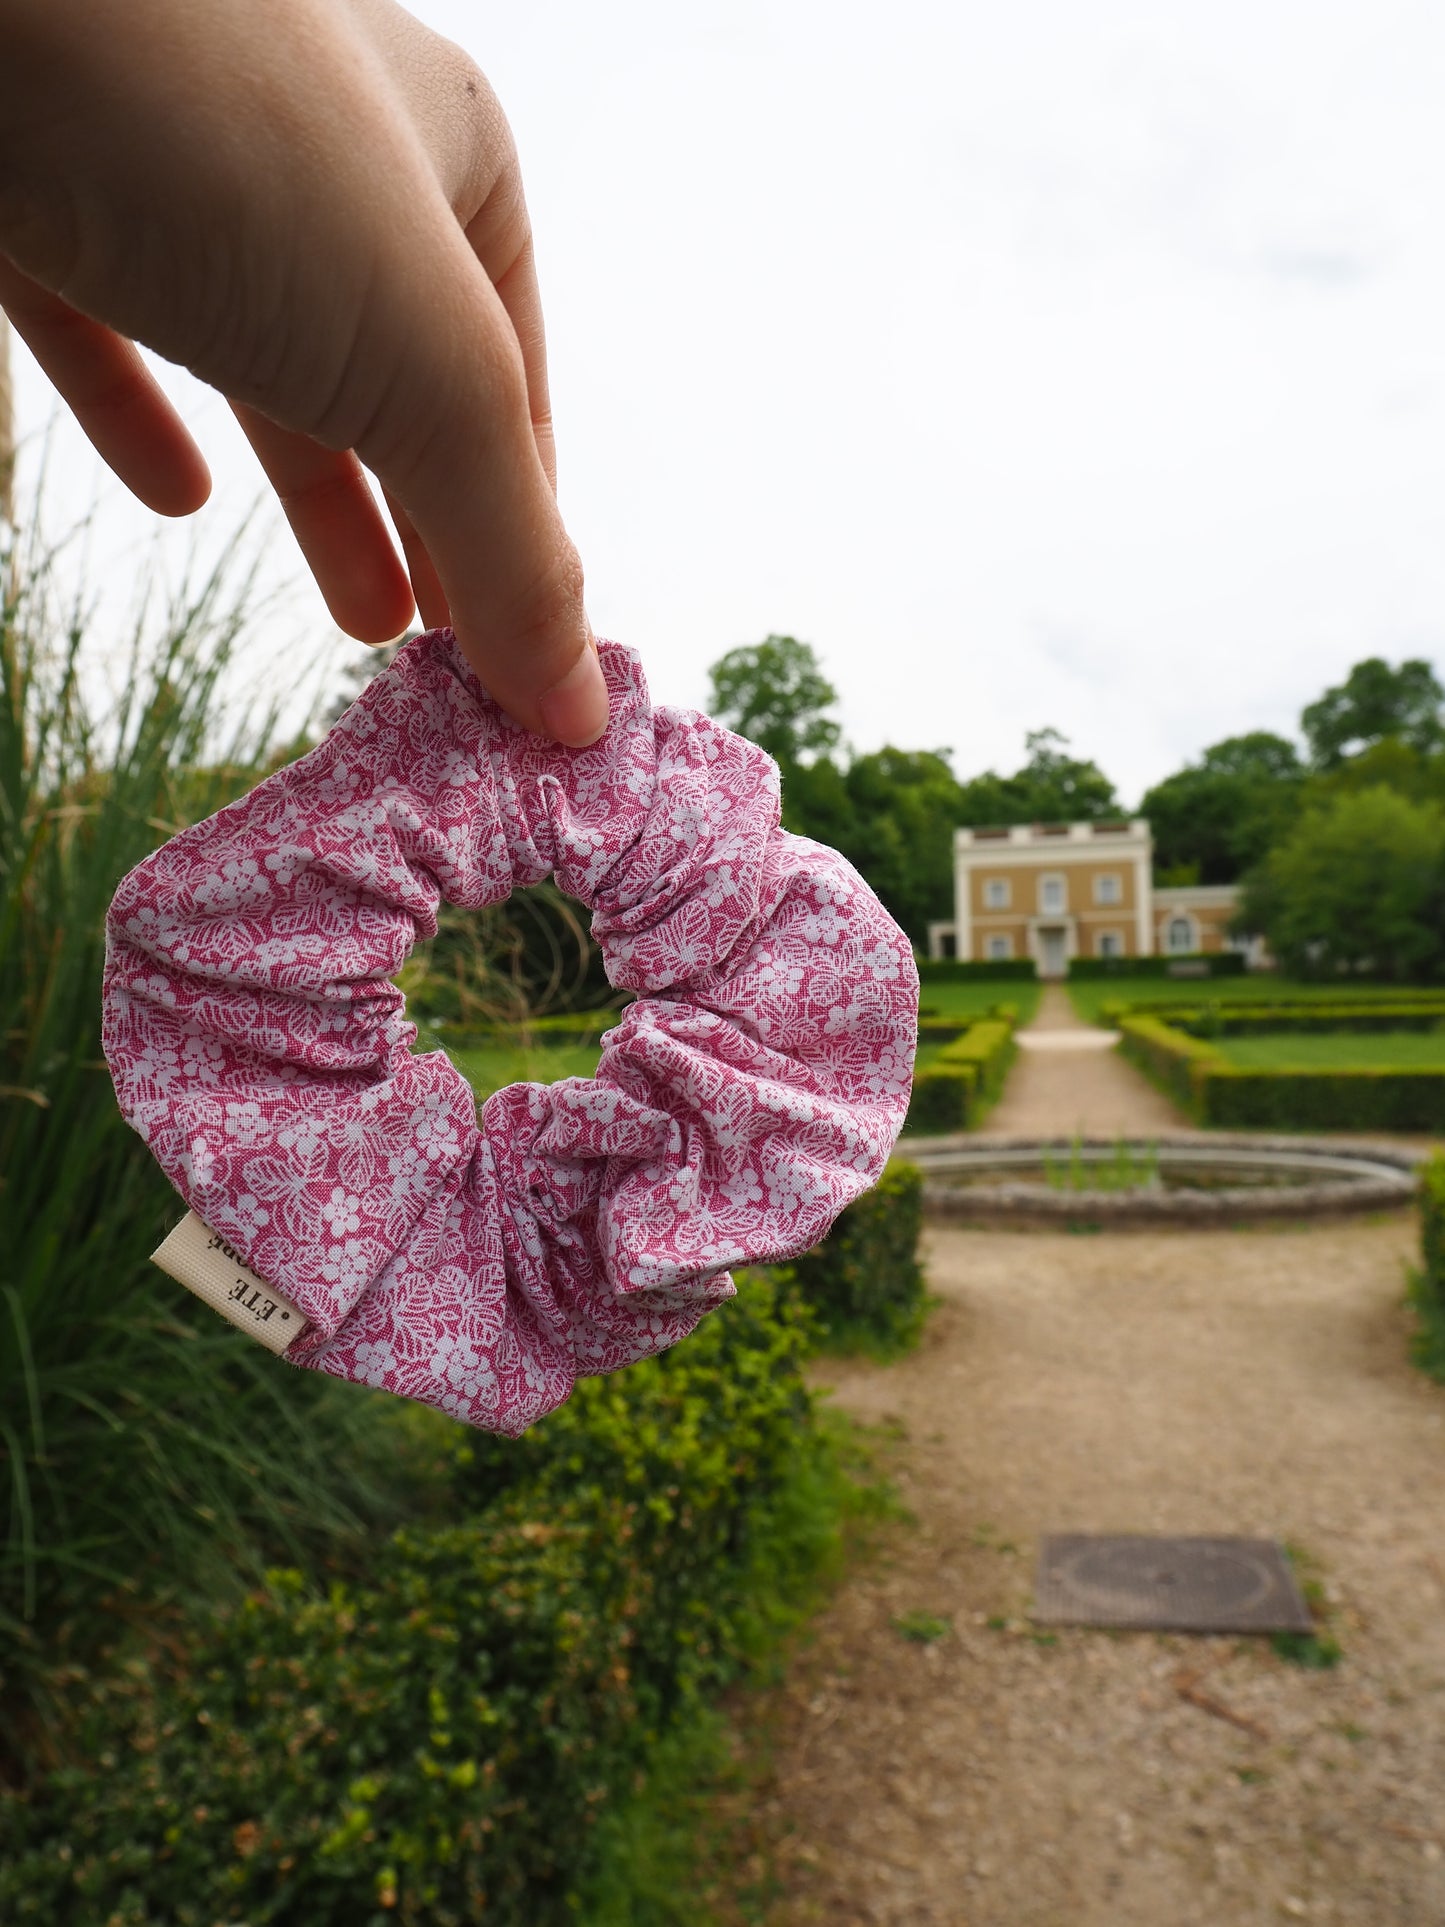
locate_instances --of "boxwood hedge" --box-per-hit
[906,1011,1019,1134]
[0,1242,911,1925]
[1412,1154,1445,1380]
[1118,1013,1445,1130]
[791,1163,926,1351]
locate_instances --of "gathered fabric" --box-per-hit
[102,633,918,1434]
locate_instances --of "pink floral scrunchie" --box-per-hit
[102,633,918,1434]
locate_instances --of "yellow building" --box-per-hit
[927,820,1246,977]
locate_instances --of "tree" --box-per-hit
[707,635,841,766]
[1141,731,1304,883]
[1301,657,1444,768]
[954,727,1119,826]
[1239,786,1445,982]
[838,747,967,938]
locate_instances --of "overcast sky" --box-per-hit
[11,0,1445,804]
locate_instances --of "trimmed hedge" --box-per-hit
[1201,1069,1445,1132]
[792,1163,926,1351]
[1412,1155,1445,1380]
[1116,1014,1224,1115]
[1118,1013,1445,1130]
[1157,1002,1445,1038]
[905,1063,975,1133]
[915,957,1037,982]
[1068,952,1247,981]
[1,1151,931,1924]
[906,1012,1018,1134]
[0,1273,849,1924]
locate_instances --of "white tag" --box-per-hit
[152,1212,310,1356]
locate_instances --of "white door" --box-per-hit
[1039,928,1067,978]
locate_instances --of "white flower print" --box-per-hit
[101,630,917,1440]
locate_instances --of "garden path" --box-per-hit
[743,993,1445,1923]
[761,1217,1445,1926]
[983,983,1183,1136]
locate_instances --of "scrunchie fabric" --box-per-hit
[102,633,918,1434]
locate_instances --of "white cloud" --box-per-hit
[10,0,1445,805]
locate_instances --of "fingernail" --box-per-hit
[537,648,610,746]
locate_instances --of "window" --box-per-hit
[1096,931,1122,958]
[982,877,1011,910]
[985,934,1014,961]
[1166,915,1195,954]
[1093,873,1122,906]
[1039,874,1066,915]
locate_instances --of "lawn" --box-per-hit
[1069,975,1445,1026]
[445,1039,604,1100]
[1213,1030,1445,1071]
[918,977,1041,1026]
[442,974,1037,1100]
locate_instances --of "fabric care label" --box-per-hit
[152,1214,310,1356]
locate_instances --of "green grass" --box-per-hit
[1069,974,1445,1026]
[917,977,1041,1026]
[444,1040,603,1101]
[1213,1030,1445,1071]
[445,981,1035,1096]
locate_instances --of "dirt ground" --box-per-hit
[987,983,1182,1137]
[751,995,1445,1926]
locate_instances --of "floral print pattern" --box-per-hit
[102,634,918,1434]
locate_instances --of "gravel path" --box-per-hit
[750,992,1445,1924]
[985,984,1183,1137]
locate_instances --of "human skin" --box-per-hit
[0,0,609,745]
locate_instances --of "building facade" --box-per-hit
[926,820,1246,976]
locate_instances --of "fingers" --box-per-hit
[465,204,557,494]
[0,256,211,517]
[357,234,605,745]
[230,403,415,644]
[380,487,449,633]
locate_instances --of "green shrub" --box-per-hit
[0,538,418,1771]
[905,1009,1018,1133]
[1068,952,1246,980]
[916,957,1036,982]
[1116,1015,1224,1116]
[938,1019,1016,1108]
[790,1164,927,1353]
[0,1276,853,1924]
[1200,1068,1445,1131]
[1165,1002,1445,1037]
[1411,1155,1445,1381]
[1118,1014,1445,1129]
[905,1065,975,1132]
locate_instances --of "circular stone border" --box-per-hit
[902,1133,1423,1225]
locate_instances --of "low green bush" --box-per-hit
[905,1009,1018,1133]
[1164,1002,1445,1038]
[790,1163,927,1353]
[1068,952,1246,980]
[1116,1014,1225,1116]
[905,1064,975,1132]
[1118,1013,1445,1130]
[1411,1155,1445,1381]
[916,957,1037,982]
[0,1274,853,1925]
[1201,1068,1445,1131]
[938,1019,1016,1108]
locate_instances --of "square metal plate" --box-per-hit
[1032,1534,1314,1634]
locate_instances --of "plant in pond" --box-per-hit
[1043,1136,1160,1193]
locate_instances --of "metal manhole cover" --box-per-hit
[1033,1535,1313,1633]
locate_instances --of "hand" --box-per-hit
[0,0,608,744]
